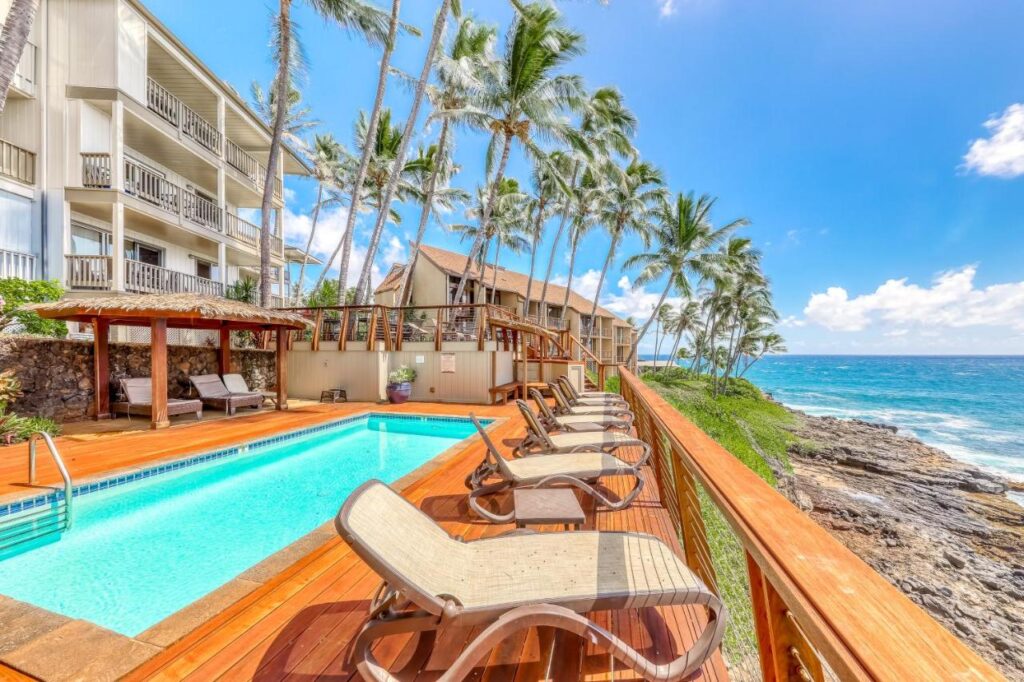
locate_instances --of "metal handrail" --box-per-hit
[28,432,73,530]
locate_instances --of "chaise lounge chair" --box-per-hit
[189,374,265,415]
[558,375,627,406]
[529,388,630,433]
[336,480,727,681]
[548,382,634,423]
[224,373,279,408]
[113,377,202,422]
[515,400,649,459]
[466,414,649,521]
[558,374,625,401]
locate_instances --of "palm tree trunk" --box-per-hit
[258,0,291,307]
[453,132,512,304]
[522,200,543,317]
[490,239,501,304]
[310,0,401,302]
[293,183,325,305]
[398,119,450,307]
[354,0,449,305]
[538,163,578,325]
[626,278,672,365]
[0,0,37,114]
[585,227,620,347]
[562,232,578,349]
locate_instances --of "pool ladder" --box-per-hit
[0,433,73,554]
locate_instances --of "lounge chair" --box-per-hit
[514,400,650,460]
[548,382,634,422]
[224,373,279,407]
[558,376,627,406]
[335,480,727,681]
[558,374,625,401]
[112,377,202,422]
[529,388,630,433]
[189,374,265,415]
[466,414,649,521]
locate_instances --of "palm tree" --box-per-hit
[522,154,562,317]
[354,0,461,304]
[258,0,391,306]
[651,303,672,370]
[585,159,666,346]
[559,164,604,322]
[397,16,497,306]
[0,0,38,113]
[738,332,786,378]
[310,0,406,303]
[249,82,319,153]
[292,133,344,304]
[538,87,636,326]
[450,2,585,305]
[666,299,700,372]
[623,192,748,365]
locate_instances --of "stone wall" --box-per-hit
[0,335,276,422]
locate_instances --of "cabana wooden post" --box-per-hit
[29,294,310,430]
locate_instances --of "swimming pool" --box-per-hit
[0,413,487,636]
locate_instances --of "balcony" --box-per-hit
[225,139,267,190]
[82,155,225,235]
[0,139,35,185]
[146,78,222,155]
[0,249,35,279]
[65,255,224,297]
[226,211,283,255]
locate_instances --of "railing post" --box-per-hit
[748,553,825,682]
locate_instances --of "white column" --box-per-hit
[110,100,124,191]
[275,207,284,255]
[217,241,227,289]
[217,166,226,233]
[111,202,125,291]
[276,264,286,304]
[216,96,225,148]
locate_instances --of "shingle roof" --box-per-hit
[376,244,632,327]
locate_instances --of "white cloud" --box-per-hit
[658,0,678,17]
[283,205,385,287]
[963,103,1024,178]
[802,266,1024,333]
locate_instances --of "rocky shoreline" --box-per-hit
[777,408,1024,678]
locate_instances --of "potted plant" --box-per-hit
[386,365,417,404]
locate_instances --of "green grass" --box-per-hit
[641,368,797,484]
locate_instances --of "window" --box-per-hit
[0,190,32,253]
[70,223,110,255]
[125,240,161,266]
[194,257,218,281]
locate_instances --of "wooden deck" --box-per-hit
[0,402,725,681]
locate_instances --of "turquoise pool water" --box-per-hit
[0,414,483,636]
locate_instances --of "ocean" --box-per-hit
[641,355,1024,482]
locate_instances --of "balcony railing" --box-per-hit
[0,249,35,279]
[182,190,223,232]
[617,368,999,680]
[65,255,112,290]
[146,78,223,155]
[225,140,266,190]
[0,139,35,185]
[125,259,223,296]
[226,211,282,254]
[65,255,224,296]
[124,158,181,214]
[81,153,111,187]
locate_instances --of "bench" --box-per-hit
[488,382,520,405]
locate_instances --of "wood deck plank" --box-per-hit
[1,401,727,682]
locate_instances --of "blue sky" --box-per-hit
[146,0,1024,354]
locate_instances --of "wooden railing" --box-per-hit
[226,140,266,190]
[65,255,112,290]
[182,191,223,232]
[0,249,35,279]
[81,153,111,187]
[226,212,283,255]
[147,77,222,154]
[124,158,181,214]
[0,139,35,184]
[125,260,223,296]
[617,368,1002,681]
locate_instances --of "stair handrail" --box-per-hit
[28,432,74,530]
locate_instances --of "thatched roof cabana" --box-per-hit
[29,294,309,429]
[29,293,310,331]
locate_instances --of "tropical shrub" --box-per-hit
[0,278,67,337]
[387,365,416,384]
[0,370,60,445]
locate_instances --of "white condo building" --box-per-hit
[0,0,310,306]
